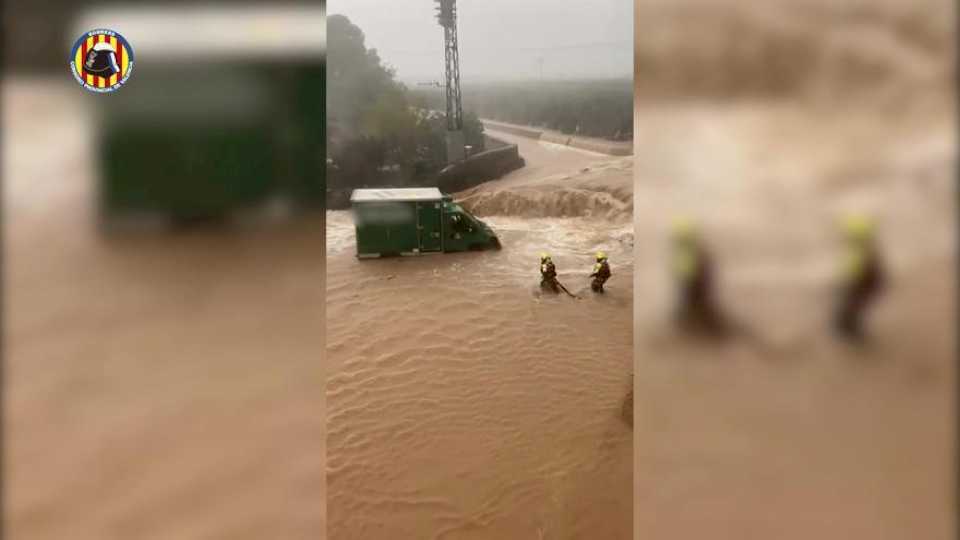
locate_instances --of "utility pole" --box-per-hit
[435,0,465,164]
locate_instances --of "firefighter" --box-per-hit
[590,251,612,293]
[670,218,721,331]
[833,214,885,341]
[540,253,559,293]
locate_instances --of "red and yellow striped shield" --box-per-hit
[70,29,135,93]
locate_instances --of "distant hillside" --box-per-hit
[411,78,634,141]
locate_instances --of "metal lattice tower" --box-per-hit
[435,0,463,132]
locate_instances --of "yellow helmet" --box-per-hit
[596,251,607,261]
[540,252,550,261]
[841,214,874,242]
[670,216,697,242]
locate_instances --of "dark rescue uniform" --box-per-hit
[540,260,559,293]
[834,242,885,340]
[673,242,721,331]
[590,260,611,292]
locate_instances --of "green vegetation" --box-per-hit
[327,14,485,196]
[411,79,633,140]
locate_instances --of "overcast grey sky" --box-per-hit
[329,0,632,84]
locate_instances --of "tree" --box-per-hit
[327,14,488,199]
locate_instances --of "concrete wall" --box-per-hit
[484,134,509,150]
[437,144,525,193]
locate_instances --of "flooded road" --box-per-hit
[630,101,955,539]
[326,130,633,539]
[4,79,325,540]
[630,4,954,533]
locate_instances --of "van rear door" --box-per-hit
[417,201,443,252]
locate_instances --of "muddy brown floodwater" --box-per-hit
[4,79,325,540]
[326,130,634,539]
[634,107,956,540]
[631,103,955,540]
[632,0,955,535]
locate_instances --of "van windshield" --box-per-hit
[446,203,482,230]
[449,212,467,232]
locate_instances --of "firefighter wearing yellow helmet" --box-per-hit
[670,217,722,331]
[589,251,612,293]
[539,252,559,293]
[834,214,885,340]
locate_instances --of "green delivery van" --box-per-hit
[350,188,501,258]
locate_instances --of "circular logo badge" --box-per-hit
[69,29,134,93]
